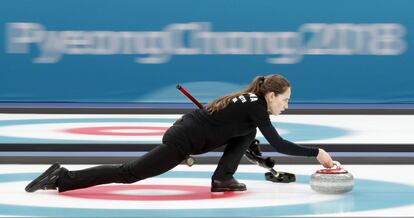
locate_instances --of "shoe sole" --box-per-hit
[25,163,60,192]
[211,187,247,192]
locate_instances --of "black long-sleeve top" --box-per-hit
[173,93,319,157]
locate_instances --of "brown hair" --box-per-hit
[205,74,291,113]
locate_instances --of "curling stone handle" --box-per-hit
[332,161,342,169]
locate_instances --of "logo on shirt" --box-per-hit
[232,93,258,103]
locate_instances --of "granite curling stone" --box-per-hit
[310,161,354,194]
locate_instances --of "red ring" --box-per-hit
[61,185,244,201]
[64,126,167,136]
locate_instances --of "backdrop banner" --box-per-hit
[1,0,413,105]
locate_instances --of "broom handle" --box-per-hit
[176,84,204,109]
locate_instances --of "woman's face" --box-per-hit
[265,87,291,115]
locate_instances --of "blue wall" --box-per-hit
[1,0,413,105]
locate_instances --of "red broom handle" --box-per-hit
[176,84,204,109]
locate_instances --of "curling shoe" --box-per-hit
[211,178,246,192]
[25,162,63,192]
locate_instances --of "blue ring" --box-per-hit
[1,171,414,217]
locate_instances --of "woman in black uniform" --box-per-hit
[25,74,333,193]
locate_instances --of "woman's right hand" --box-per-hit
[316,148,334,168]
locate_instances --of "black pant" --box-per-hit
[57,130,256,192]
[57,144,186,192]
[212,129,256,180]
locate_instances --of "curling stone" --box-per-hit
[310,161,353,194]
